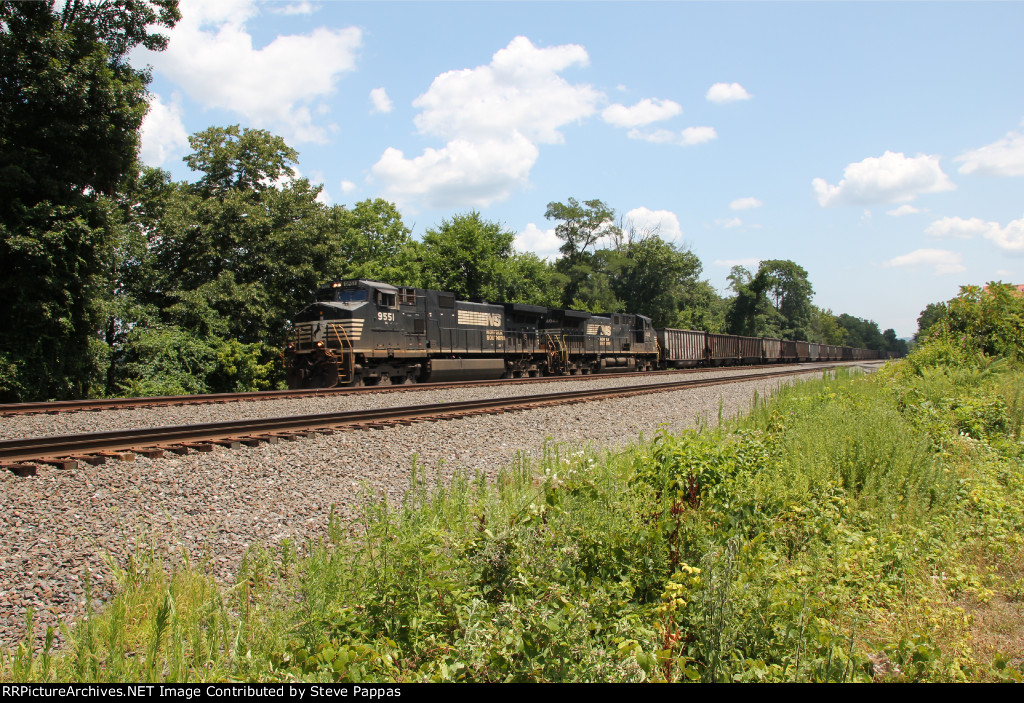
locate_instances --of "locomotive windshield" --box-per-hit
[316,287,368,303]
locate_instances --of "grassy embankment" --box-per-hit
[4,338,1024,682]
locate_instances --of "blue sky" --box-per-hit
[133,1,1024,337]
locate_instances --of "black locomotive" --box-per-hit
[284,279,891,389]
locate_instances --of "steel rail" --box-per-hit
[0,361,870,417]
[0,366,840,466]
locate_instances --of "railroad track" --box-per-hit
[0,362,866,417]
[0,365,855,475]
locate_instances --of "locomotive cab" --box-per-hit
[287,279,423,388]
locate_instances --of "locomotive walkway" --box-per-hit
[0,364,875,474]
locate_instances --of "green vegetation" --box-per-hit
[5,286,1022,683]
[0,0,180,401]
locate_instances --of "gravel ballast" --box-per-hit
[2,364,850,441]
[0,365,875,649]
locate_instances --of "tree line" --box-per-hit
[0,1,906,402]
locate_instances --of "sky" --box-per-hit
[132,0,1024,338]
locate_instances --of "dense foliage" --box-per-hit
[0,0,179,401]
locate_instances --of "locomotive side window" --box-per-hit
[399,288,416,305]
[378,291,397,308]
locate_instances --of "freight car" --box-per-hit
[284,279,891,389]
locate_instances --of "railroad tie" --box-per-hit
[97,451,135,461]
[2,462,37,477]
[246,435,280,445]
[38,457,78,470]
[180,443,215,452]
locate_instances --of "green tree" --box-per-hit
[147,127,331,343]
[609,237,704,328]
[419,211,515,301]
[0,0,180,401]
[675,279,726,332]
[945,283,1024,359]
[757,259,814,339]
[724,265,769,336]
[110,129,421,395]
[915,302,948,342]
[881,328,908,356]
[836,314,886,350]
[499,252,566,308]
[113,126,342,393]
[545,198,616,308]
[328,199,419,285]
[808,307,847,345]
[725,260,814,339]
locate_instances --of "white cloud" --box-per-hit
[412,36,599,144]
[812,151,955,207]
[628,126,717,147]
[981,218,1024,254]
[623,207,684,242]
[715,217,743,229]
[925,216,991,239]
[988,219,1024,254]
[515,223,561,260]
[370,87,393,114]
[925,215,1024,253]
[178,0,260,26]
[706,82,751,103]
[143,0,361,144]
[139,92,189,166]
[883,248,966,275]
[714,257,760,268]
[679,127,718,146]
[602,98,682,128]
[340,180,357,194]
[729,197,762,211]
[373,36,601,208]
[272,1,316,15]
[372,135,539,210]
[887,204,924,217]
[956,125,1024,177]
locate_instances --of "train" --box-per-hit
[284,279,895,388]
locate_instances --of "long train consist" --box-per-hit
[284,279,893,388]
